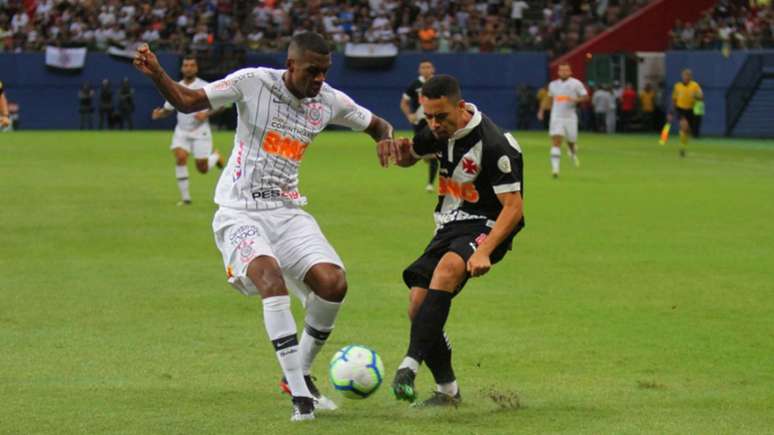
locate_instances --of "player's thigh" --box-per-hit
[191,137,213,160]
[564,120,578,143]
[548,118,564,141]
[212,208,281,297]
[429,252,467,292]
[271,208,345,299]
[171,132,192,158]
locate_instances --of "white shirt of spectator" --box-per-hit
[11,12,29,33]
[163,77,211,135]
[511,1,529,19]
[202,67,373,210]
[548,77,587,121]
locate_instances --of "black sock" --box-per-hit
[426,330,456,384]
[406,289,453,364]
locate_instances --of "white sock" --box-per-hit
[550,146,561,174]
[398,356,420,373]
[175,165,191,201]
[262,295,311,398]
[437,380,459,396]
[299,293,341,375]
[206,151,220,170]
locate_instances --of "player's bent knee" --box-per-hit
[430,254,466,291]
[246,256,287,298]
[306,264,347,302]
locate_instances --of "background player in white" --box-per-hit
[151,55,224,206]
[537,62,588,178]
[133,33,397,421]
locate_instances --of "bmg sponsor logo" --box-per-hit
[229,225,259,246]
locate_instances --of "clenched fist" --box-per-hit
[133,44,162,78]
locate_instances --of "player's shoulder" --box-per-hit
[221,67,271,85]
[318,82,355,106]
[478,114,522,155]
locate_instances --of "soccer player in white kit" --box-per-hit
[537,62,589,178]
[151,56,224,206]
[133,33,398,421]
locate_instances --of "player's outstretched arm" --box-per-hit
[151,107,173,120]
[133,44,210,114]
[467,191,523,277]
[366,115,403,168]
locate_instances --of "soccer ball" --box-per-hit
[328,344,384,399]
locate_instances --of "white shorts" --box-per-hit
[212,206,344,301]
[171,129,213,159]
[549,118,578,143]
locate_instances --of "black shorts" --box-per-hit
[402,221,517,294]
[676,108,694,125]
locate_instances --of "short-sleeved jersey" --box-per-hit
[203,67,373,210]
[672,80,702,110]
[411,103,524,233]
[164,77,210,134]
[548,77,587,120]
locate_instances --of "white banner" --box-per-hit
[344,43,398,58]
[45,46,87,70]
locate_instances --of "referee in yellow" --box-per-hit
[671,69,703,157]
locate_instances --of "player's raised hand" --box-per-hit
[133,44,162,77]
[467,251,491,277]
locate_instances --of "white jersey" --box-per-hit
[548,77,587,121]
[203,67,373,210]
[164,77,211,135]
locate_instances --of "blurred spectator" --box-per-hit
[639,83,656,131]
[98,79,112,130]
[592,84,616,133]
[510,1,529,35]
[417,16,437,51]
[620,83,637,132]
[117,78,135,130]
[78,82,95,130]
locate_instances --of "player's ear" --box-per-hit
[457,99,466,110]
[286,58,295,73]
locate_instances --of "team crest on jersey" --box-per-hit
[462,158,479,175]
[306,102,323,127]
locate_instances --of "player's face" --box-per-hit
[423,96,464,140]
[558,65,571,80]
[287,51,332,98]
[682,70,692,84]
[419,62,434,80]
[181,60,198,80]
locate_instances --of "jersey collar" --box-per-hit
[450,103,481,141]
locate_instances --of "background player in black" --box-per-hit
[379,75,525,406]
[400,60,438,192]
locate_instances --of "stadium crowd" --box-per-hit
[668,0,774,50]
[0,0,650,56]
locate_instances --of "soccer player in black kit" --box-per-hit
[379,75,525,406]
[400,60,438,192]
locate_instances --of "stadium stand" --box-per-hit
[0,0,656,56]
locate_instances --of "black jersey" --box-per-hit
[403,77,425,113]
[412,103,524,234]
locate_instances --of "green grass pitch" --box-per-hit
[1,130,773,434]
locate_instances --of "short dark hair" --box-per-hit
[419,59,433,66]
[289,32,331,56]
[182,54,197,63]
[421,74,461,101]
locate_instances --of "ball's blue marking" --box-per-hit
[367,349,383,384]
